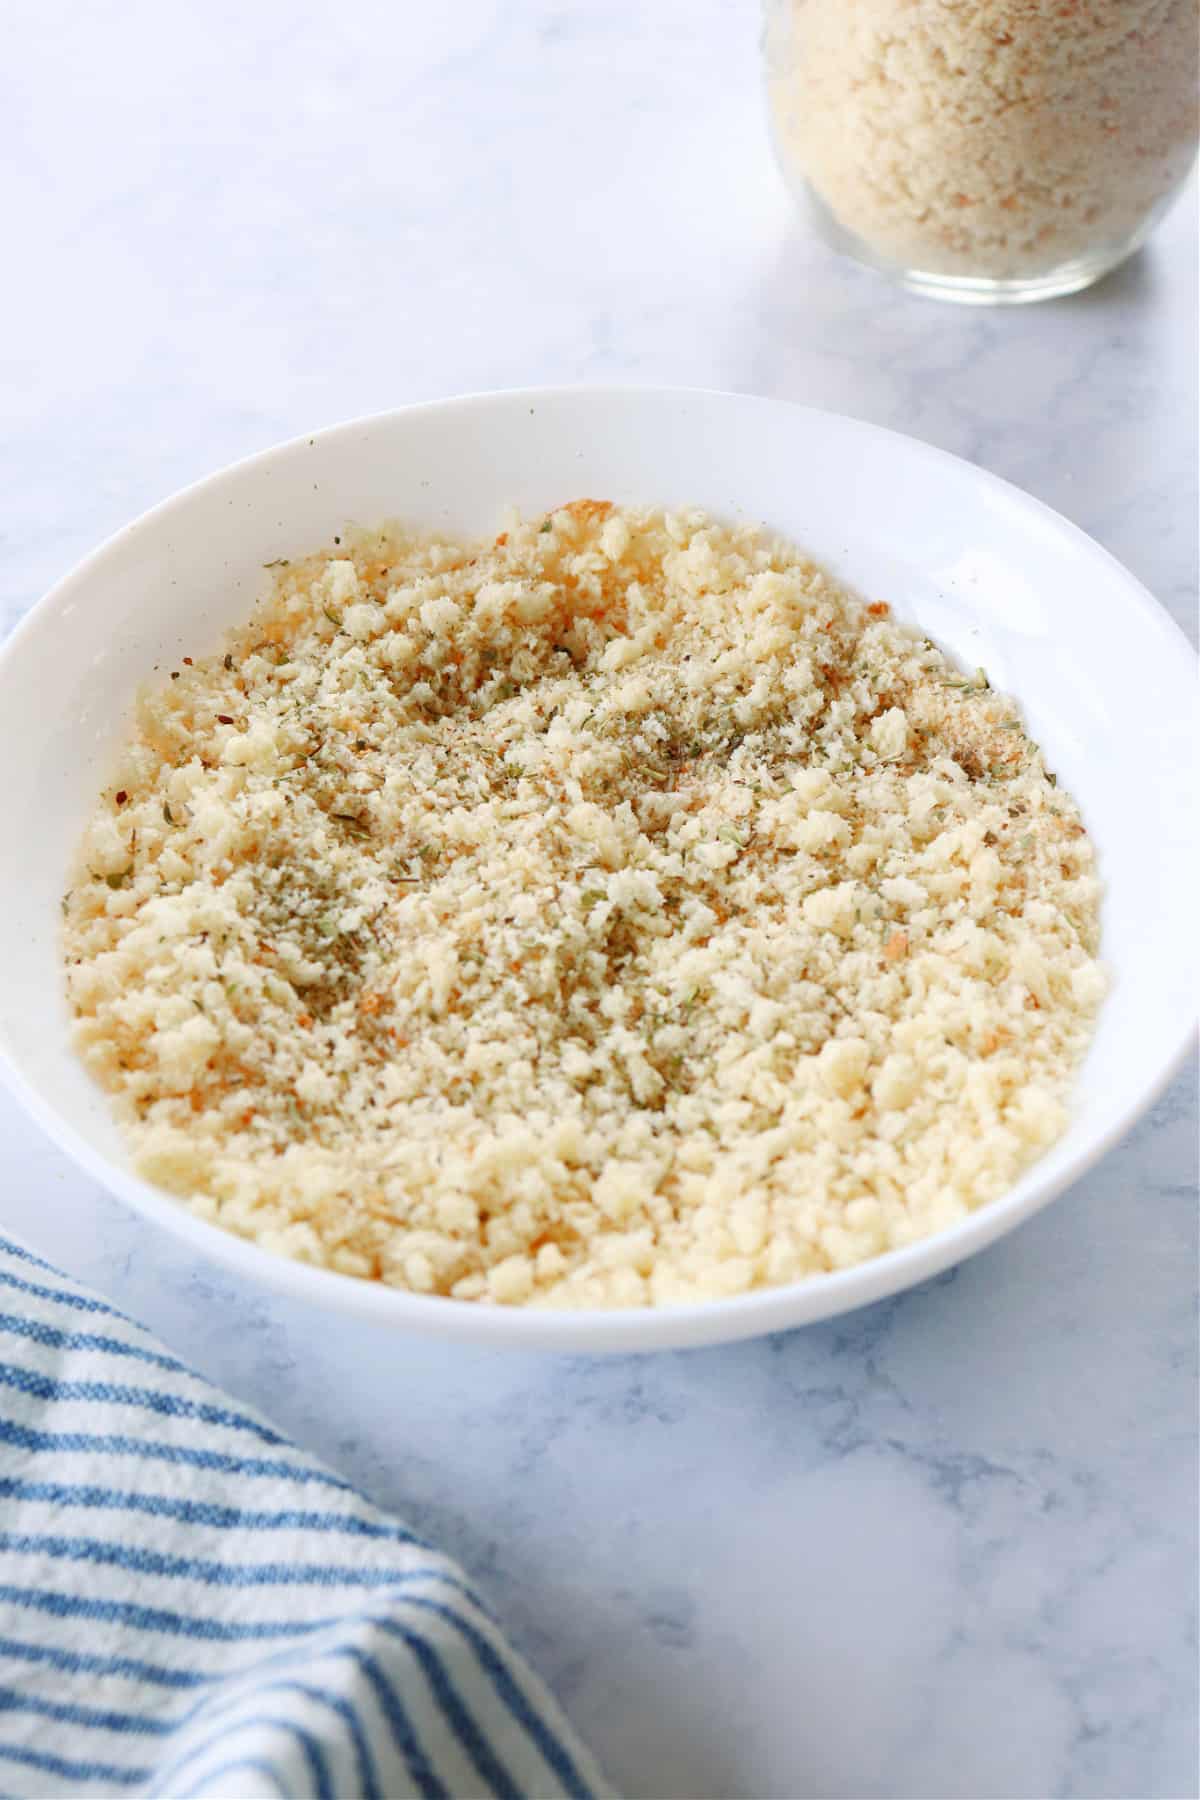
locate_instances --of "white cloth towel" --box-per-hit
[0,1231,609,1799]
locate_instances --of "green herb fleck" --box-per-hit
[105,871,131,891]
[322,605,342,628]
[263,558,290,569]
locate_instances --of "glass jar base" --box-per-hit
[803,183,1161,305]
[893,257,1137,306]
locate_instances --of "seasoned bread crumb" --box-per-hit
[63,504,1104,1308]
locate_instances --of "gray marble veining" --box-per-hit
[1,3,1195,1795]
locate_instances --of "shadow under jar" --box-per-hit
[764,0,1199,303]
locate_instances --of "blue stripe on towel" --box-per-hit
[0,1682,172,1735]
[0,1573,473,1640]
[0,1532,443,1591]
[0,1306,194,1374]
[0,1264,144,1322]
[0,1240,62,1272]
[0,1362,291,1443]
[0,1742,149,1787]
[0,1415,357,1490]
[0,1475,415,1543]
[0,1632,208,1689]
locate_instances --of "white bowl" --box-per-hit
[0,388,1194,1352]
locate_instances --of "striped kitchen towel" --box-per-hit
[0,1231,609,1799]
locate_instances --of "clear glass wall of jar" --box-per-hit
[764,0,1199,303]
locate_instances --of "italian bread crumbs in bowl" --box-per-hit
[62,503,1104,1309]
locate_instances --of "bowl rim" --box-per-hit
[1,383,1195,1353]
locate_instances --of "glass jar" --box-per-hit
[764,0,1199,303]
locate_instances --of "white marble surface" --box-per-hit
[1,4,1196,1796]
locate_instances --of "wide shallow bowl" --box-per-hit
[0,388,1194,1352]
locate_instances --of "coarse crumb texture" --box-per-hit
[64,504,1105,1308]
[766,0,1198,279]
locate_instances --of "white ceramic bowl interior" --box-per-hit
[0,388,1194,1351]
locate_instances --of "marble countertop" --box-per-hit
[2,3,1196,1795]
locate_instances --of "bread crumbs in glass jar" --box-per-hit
[764,0,1199,302]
